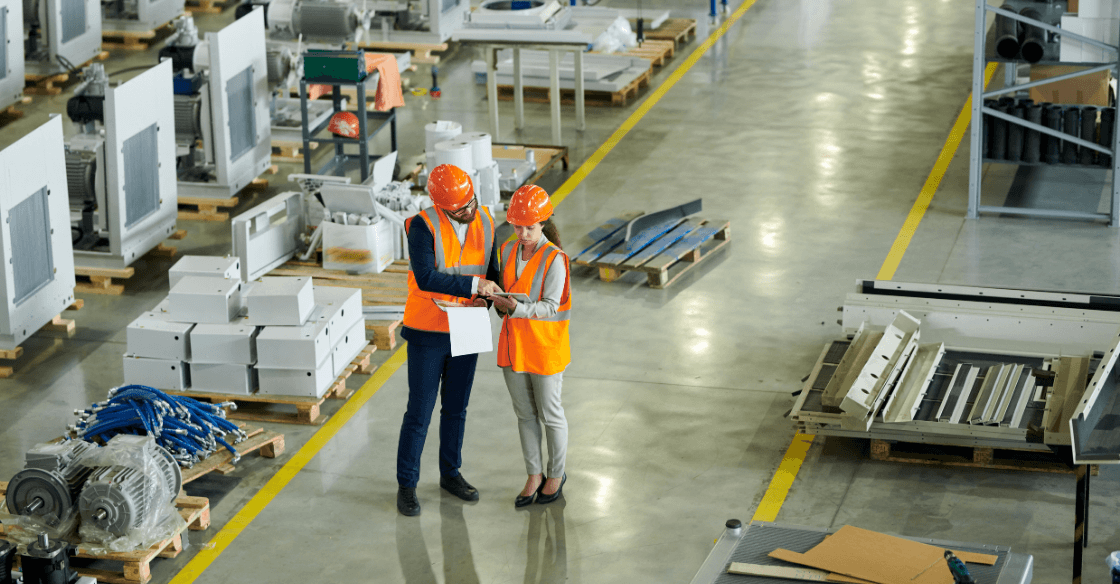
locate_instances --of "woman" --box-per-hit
[489,185,572,507]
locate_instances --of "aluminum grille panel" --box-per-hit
[711,523,1011,584]
[59,0,86,45]
[122,124,159,228]
[0,8,7,81]
[9,186,55,304]
[226,67,255,162]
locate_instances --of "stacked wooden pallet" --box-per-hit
[0,300,84,378]
[74,230,186,295]
[102,18,180,50]
[630,17,698,48]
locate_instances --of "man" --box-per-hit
[396,163,502,516]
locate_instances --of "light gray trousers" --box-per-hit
[502,368,567,478]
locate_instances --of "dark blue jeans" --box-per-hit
[396,341,479,488]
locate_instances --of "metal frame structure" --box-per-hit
[0,116,76,351]
[69,61,178,270]
[969,0,1120,224]
[0,0,25,111]
[23,0,101,76]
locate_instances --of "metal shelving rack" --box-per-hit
[298,50,398,183]
[969,0,1120,224]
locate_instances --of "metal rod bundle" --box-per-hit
[72,385,247,468]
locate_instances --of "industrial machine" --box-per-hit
[78,435,181,538]
[5,440,98,526]
[100,0,183,37]
[22,0,101,76]
[159,11,271,199]
[236,0,465,44]
[65,61,178,269]
[0,0,25,111]
[0,116,76,352]
[263,41,340,148]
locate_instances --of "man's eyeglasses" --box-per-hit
[448,198,478,218]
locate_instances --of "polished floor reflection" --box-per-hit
[3,0,1120,583]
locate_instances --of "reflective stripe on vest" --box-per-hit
[497,239,571,375]
[403,206,495,333]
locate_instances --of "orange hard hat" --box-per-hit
[328,112,360,139]
[506,185,553,226]
[428,164,474,210]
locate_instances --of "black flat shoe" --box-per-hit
[440,474,480,502]
[514,480,544,508]
[535,474,566,505]
[397,487,420,516]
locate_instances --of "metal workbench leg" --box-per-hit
[967,0,985,219]
[300,78,311,175]
[514,48,524,131]
[358,81,369,182]
[390,110,397,153]
[1074,465,1089,584]
[574,48,585,132]
[487,46,500,139]
[549,50,561,145]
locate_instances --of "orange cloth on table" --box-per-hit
[306,54,404,111]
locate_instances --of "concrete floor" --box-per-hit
[2,0,1119,582]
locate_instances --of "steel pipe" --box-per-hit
[1080,106,1098,165]
[1099,107,1115,167]
[1007,103,1026,161]
[995,4,1020,59]
[1063,107,1081,164]
[1044,104,1063,163]
[1023,103,1042,163]
[1019,7,1046,63]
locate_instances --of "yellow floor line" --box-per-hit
[169,346,409,584]
[751,62,999,523]
[551,0,760,206]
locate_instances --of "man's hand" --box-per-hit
[477,278,502,297]
[469,298,488,308]
[490,295,517,312]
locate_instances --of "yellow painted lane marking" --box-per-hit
[169,346,409,584]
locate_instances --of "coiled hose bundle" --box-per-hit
[71,385,248,468]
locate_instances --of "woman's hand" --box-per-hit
[469,298,488,308]
[490,295,517,312]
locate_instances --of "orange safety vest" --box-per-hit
[496,239,571,375]
[403,206,495,333]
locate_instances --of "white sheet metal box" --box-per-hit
[167,276,244,324]
[257,362,335,399]
[191,363,256,395]
[122,355,190,390]
[126,316,194,361]
[331,320,368,377]
[322,220,396,274]
[255,306,331,369]
[244,276,314,326]
[312,286,363,346]
[169,256,242,289]
[190,323,259,365]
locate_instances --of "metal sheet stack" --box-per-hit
[123,256,366,399]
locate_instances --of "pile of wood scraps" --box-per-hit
[732,525,998,584]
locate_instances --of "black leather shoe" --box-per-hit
[440,474,480,502]
[397,487,421,516]
[514,480,543,508]
[535,474,566,505]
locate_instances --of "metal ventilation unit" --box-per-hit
[0,116,76,352]
[101,0,183,39]
[0,0,25,112]
[158,11,271,201]
[65,60,178,269]
[23,0,101,77]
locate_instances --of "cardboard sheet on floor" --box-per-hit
[768,526,997,584]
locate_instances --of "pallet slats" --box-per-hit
[618,219,703,270]
[180,423,285,484]
[496,66,652,107]
[177,195,240,222]
[592,218,683,265]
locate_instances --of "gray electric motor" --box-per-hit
[5,441,98,526]
[77,435,182,537]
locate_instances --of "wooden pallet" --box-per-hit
[870,438,1098,475]
[165,343,377,425]
[181,423,285,484]
[102,19,179,50]
[0,482,209,584]
[74,266,135,296]
[0,300,83,378]
[592,39,675,67]
[367,318,402,351]
[631,17,698,48]
[0,97,31,125]
[269,259,409,307]
[497,66,652,107]
[573,215,730,289]
[348,40,448,65]
[272,139,320,163]
[24,52,109,96]
[492,143,570,194]
[177,195,240,222]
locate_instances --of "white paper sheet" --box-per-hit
[446,307,494,357]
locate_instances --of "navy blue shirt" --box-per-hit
[401,215,502,347]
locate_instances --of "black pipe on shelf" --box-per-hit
[1044,104,1062,163]
[983,99,997,158]
[1080,106,1098,165]
[1062,107,1081,164]
[1019,7,1046,63]
[1100,107,1115,167]
[1008,104,1026,161]
[990,101,1009,160]
[1024,103,1043,163]
[995,4,1021,59]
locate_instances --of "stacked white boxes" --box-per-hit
[123,256,366,398]
[1061,5,1120,63]
[256,286,365,399]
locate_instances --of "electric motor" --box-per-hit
[65,149,97,205]
[19,534,74,584]
[5,441,97,526]
[266,46,293,88]
[292,1,361,38]
[77,435,181,537]
[0,539,16,584]
[173,94,204,144]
